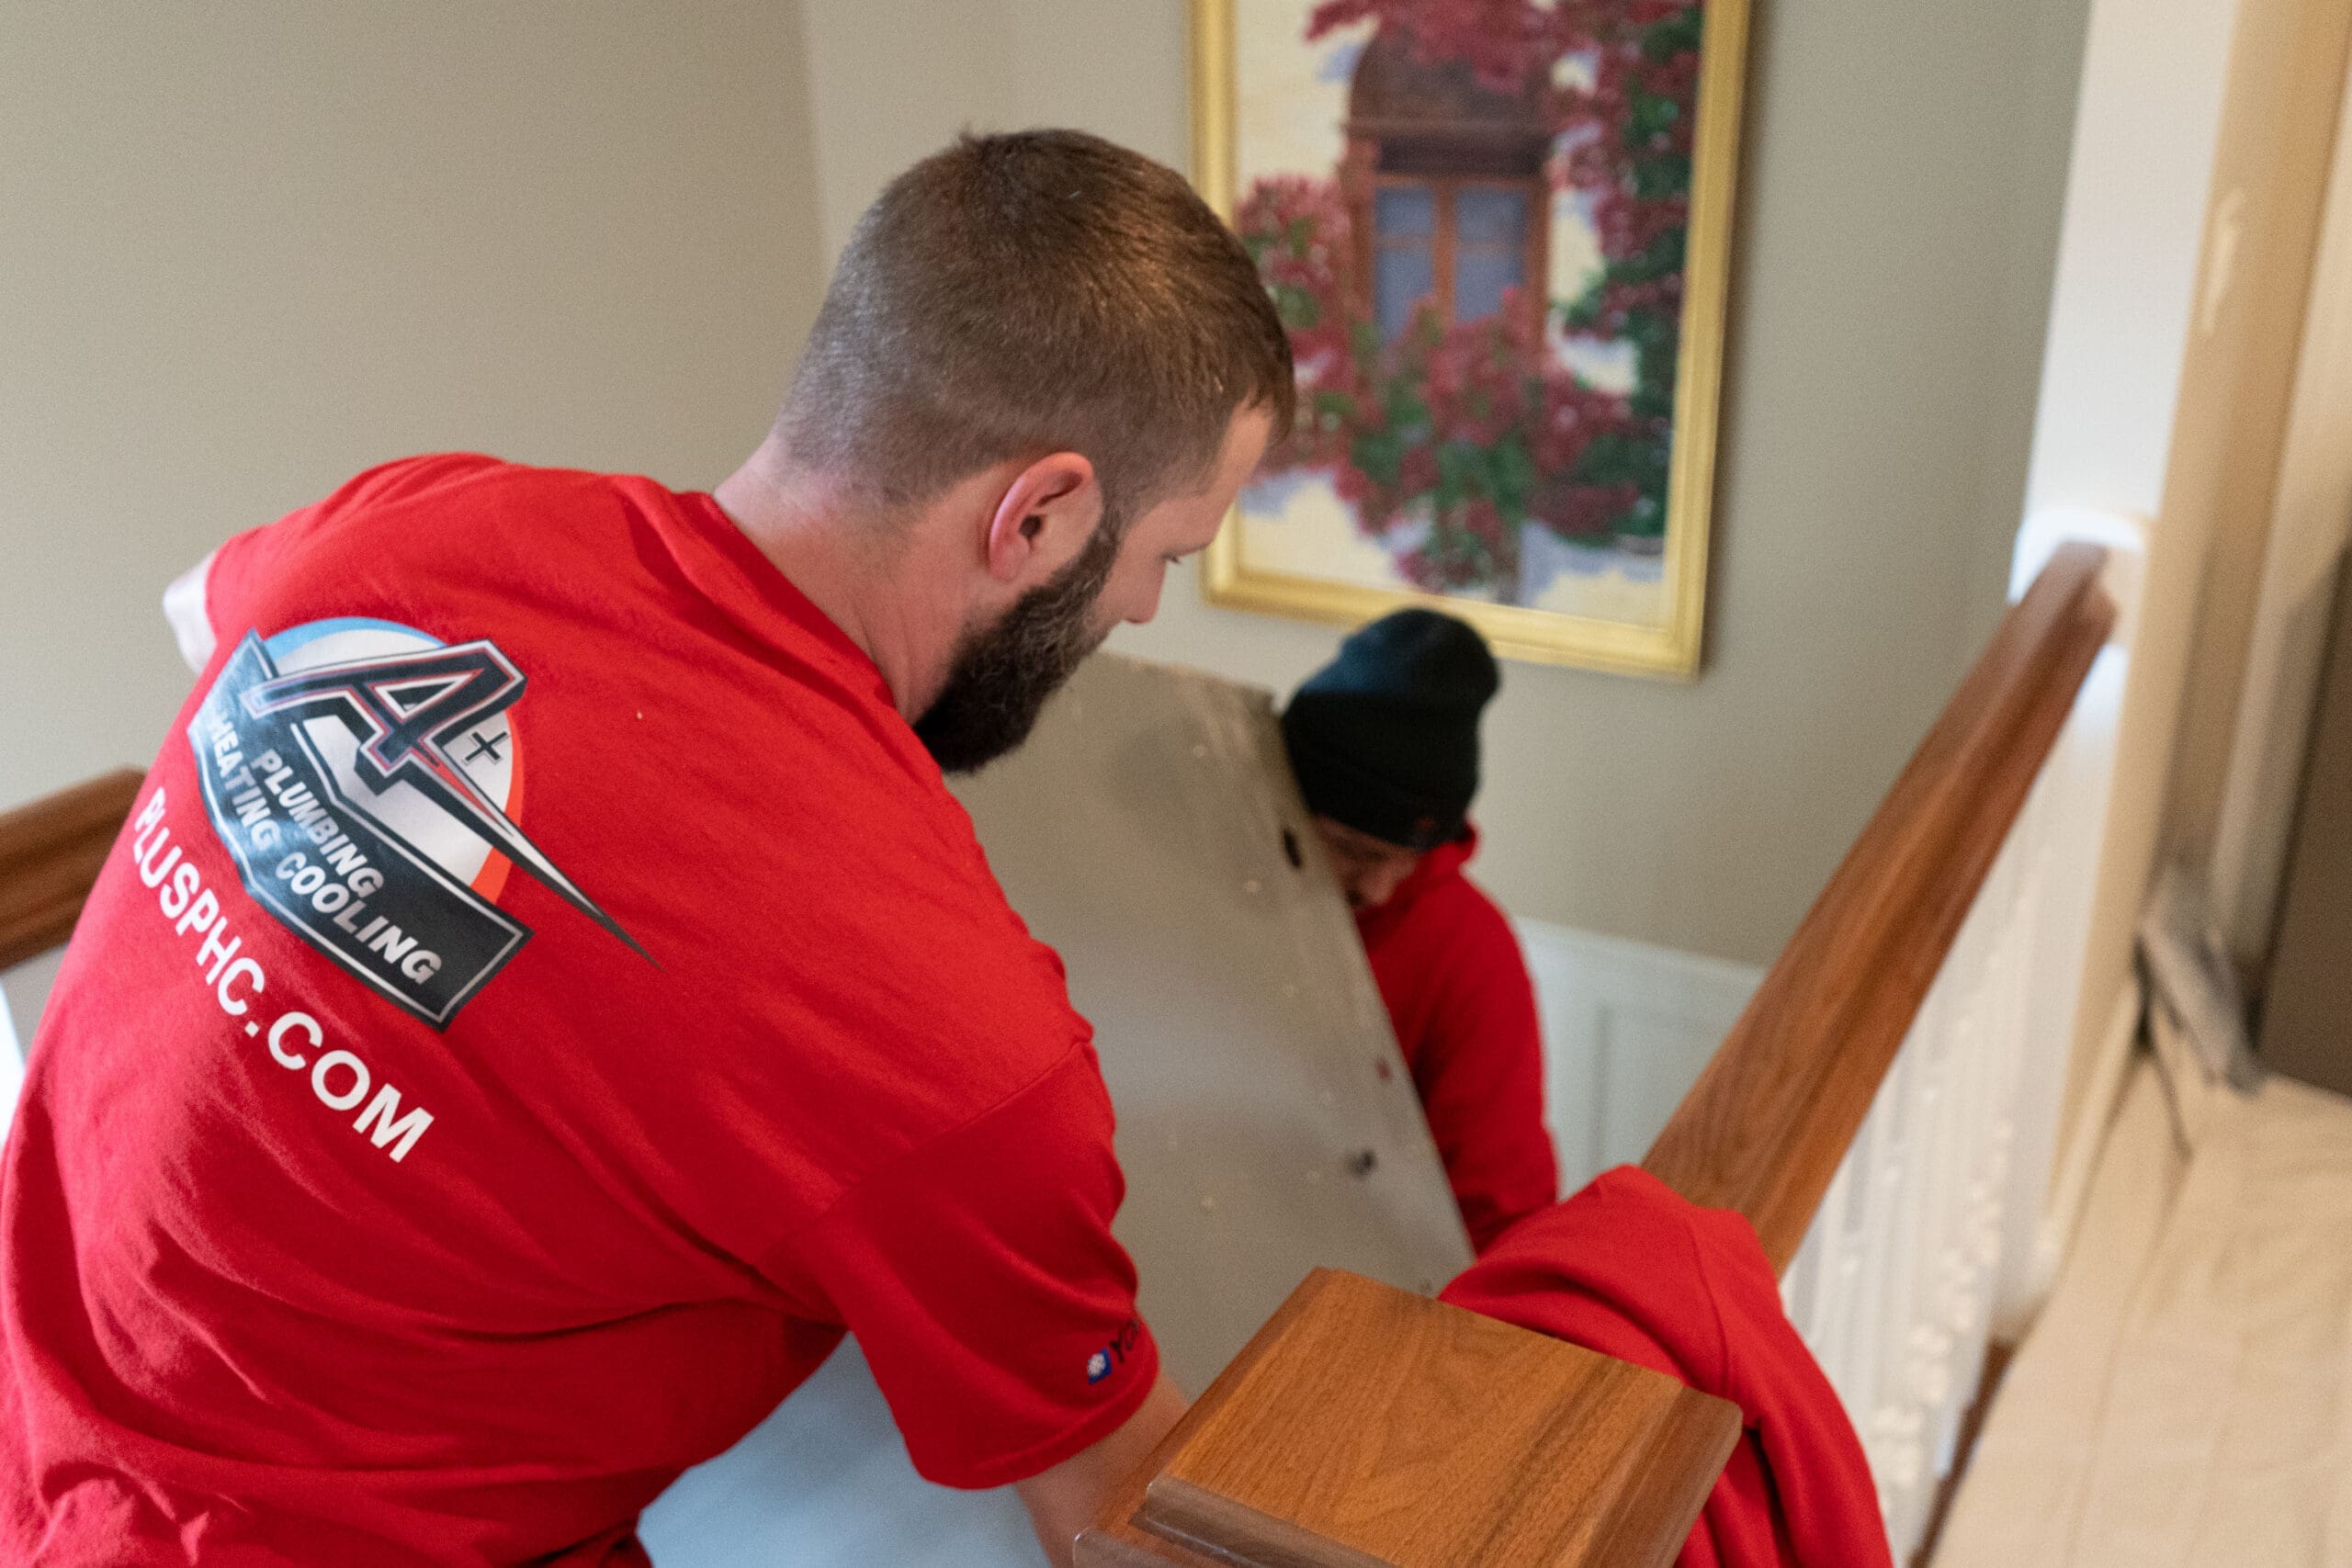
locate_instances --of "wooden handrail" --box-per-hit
[0,769,145,972]
[1076,1269,1741,1568]
[1642,544,2116,1269]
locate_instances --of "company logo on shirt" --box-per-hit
[187,617,645,1028]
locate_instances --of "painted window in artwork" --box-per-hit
[1371,180,1534,341]
[1453,186,1529,323]
[1374,185,1439,342]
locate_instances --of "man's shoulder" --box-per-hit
[232,456,686,586]
[317,452,674,519]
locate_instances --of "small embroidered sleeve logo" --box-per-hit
[1086,1315,1145,1386]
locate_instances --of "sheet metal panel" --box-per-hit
[643,653,1468,1564]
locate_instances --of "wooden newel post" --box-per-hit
[1078,1269,1741,1568]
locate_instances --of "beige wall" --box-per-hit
[2210,60,2352,965]
[1,0,2093,971]
[2012,0,2247,1167]
[2158,0,2352,918]
[796,0,2090,965]
[0,1,825,810]
[2010,0,2352,1145]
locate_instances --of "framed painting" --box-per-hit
[1193,0,1750,677]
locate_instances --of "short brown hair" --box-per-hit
[777,130,1293,526]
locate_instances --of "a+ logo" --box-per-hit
[243,639,646,960]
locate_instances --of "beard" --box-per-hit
[913,514,1122,774]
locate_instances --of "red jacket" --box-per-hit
[1442,1168,1892,1568]
[1356,829,1556,1253]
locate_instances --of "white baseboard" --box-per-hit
[1511,917,1763,1190]
[2005,976,2144,1337]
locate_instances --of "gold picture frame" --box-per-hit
[1193,0,1751,678]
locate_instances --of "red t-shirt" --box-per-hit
[0,455,1159,1565]
[1356,830,1556,1253]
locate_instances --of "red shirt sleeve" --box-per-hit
[1408,894,1559,1253]
[768,1046,1160,1490]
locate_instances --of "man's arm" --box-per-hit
[1013,1368,1188,1567]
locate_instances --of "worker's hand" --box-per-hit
[1012,1368,1188,1567]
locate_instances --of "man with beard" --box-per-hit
[0,130,1286,1567]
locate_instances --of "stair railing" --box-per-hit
[1082,536,2130,1567]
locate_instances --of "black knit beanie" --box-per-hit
[1280,608,1500,852]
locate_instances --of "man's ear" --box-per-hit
[984,451,1102,587]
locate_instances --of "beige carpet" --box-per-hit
[1934,1055,2352,1566]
